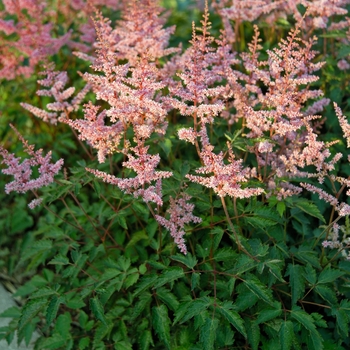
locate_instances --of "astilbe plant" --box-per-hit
[2,1,350,349]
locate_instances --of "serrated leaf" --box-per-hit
[315,285,337,304]
[93,179,101,197]
[133,274,158,297]
[156,288,179,311]
[125,230,148,250]
[152,305,171,350]
[332,306,349,338]
[256,309,282,325]
[199,317,218,350]
[138,330,154,350]
[41,333,65,349]
[291,308,323,350]
[234,285,259,312]
[170,253,198,269]
[217,302,246,337]
[48,254,69,265]
[243,274,274,306]
[125,273,139,289]
[277,201,286,217]
[280,321,294,350]
[285,264,305,305]
[66,297,85,309]
[191,272,200,291]
[20,240,53,262]
[153,267,184,288]
[293,199,325,223]
[90,297,107,325]
[174,297,211,325]
[55,313,72,339]
[78,337,90,350]
[29,287,57,300]
[46,296,63,327]
[304,264,317,285]
[131,293,152,321]
[318,267,344,284]
[0,306,21,318]
[18,298,47,331]
[245,319,260,350]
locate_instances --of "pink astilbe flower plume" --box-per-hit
[0,0,71,80]
[334,102,350,148]
[156,193,202,254]
[0,124,63,208]
[187,141,264,199]
[64,102,123,163]
[21,63,91,124]
[86,145,172,206]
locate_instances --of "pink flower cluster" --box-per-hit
[156,193,202,254]
[0,125,63,208]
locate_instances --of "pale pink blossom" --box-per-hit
[337,59,350,70]
[0,125,63,195]
[156,193,202,254]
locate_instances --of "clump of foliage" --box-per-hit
[1,0,350,349]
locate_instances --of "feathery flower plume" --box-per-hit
[0,0,71,80]
[0,125,63,206]
[86,146,172,206]
[156,193,202,254]
[21,64,90,124]
[334,102,350,148]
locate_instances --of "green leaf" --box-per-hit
[191,272,200,291]
[66,297,85,309]
[93,179,101,197]
[243,274,274,306]
[152,305,171,350]
[199,317,219,350]
[55,313,72,338]
[304,264,317,285]
[217,302,246,337]
[41,333,66,349]
[291,308,323,350]
[245,319,260,350]
[78,337,90,350]
[256,309,282,325]
[138,330,154,350]
[156,288,179,311]
[18,298,47,332]
[46,296,64,328]
[332,306,349,338]
[20,240,53,262]
[160,138,172,157]
[133,274,158,297]
[285,264,305,305]
[234,284,259,312]
[280,321,294,350]
[170,253,198,269]
[90,297,107,325]
[318,266,345,284]
[277,201,286,217]
[315,285,337,304]
[29,287,57,299]
[293,198,325,223]
[48,254,69,265]
[131,293,152,321]
[124,273,139,289]
[174,297,211,325]
[0,306,21,318]
[338,45,350,59]
[125,230,148,250]
[153,267,184,288]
